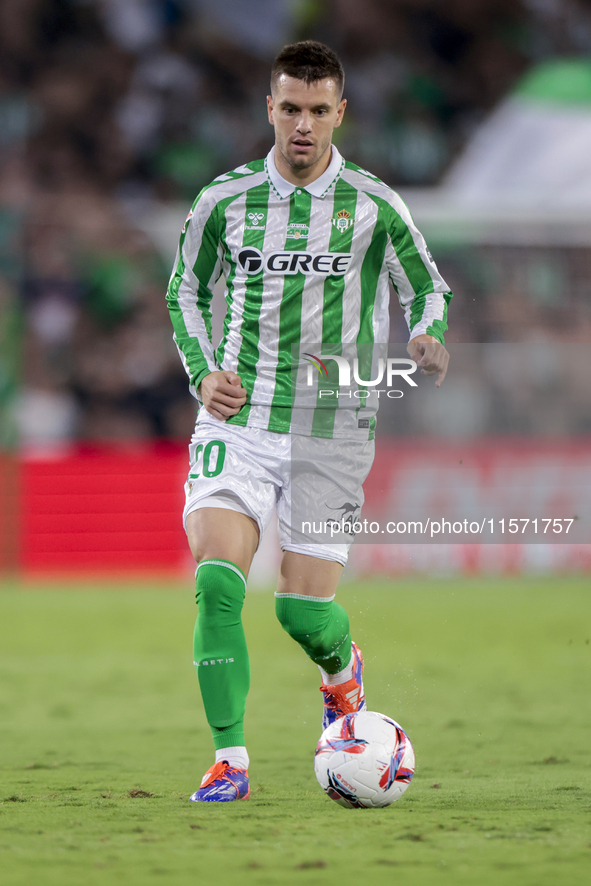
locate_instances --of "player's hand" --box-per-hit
[407,335,449,388]
[199,370,247,421]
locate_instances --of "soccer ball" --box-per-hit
[314,711,415,808]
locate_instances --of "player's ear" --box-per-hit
[334,98,347,129]
[267,94,274,125]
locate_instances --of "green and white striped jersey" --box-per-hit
[167,146,452,439]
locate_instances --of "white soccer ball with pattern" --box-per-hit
[314,711,415,808]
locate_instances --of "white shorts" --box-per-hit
[183,414,375,566]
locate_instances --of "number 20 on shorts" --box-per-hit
[189,440,226,479]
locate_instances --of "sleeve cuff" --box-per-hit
[191,367,214,391]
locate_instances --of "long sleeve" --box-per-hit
[382,196,452,344]
[166,194,224,398]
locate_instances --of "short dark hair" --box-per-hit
[271,41,345,97]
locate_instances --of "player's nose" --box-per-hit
[297,112,313,133]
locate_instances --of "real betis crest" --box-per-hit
[331,209,355,232]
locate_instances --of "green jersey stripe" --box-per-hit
[288,185,337,436]
[267,190,313,431]
[311,180,358,437]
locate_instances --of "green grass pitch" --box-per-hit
[0,574,589,886]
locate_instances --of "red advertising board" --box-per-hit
[17,444,190,577]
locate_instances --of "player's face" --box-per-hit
[267,75,346,184]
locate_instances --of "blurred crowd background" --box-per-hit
[1,0,591,448]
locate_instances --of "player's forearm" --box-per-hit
[168,288,218,398]
[167,193,223,378]
[406,290,452,345]
[171,331,217,398]
[167,258,219,386]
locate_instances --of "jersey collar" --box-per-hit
[266,145,344,199]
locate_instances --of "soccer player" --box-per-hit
[167,41,451,802]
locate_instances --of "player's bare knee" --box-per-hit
[186,507,259,575]
[278,551,342,598]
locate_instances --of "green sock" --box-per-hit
[193,560,250,750]
[275,593,352,675]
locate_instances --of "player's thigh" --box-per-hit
[183,417,278,574]
[278,550,342,598]
[186,507,259,577]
